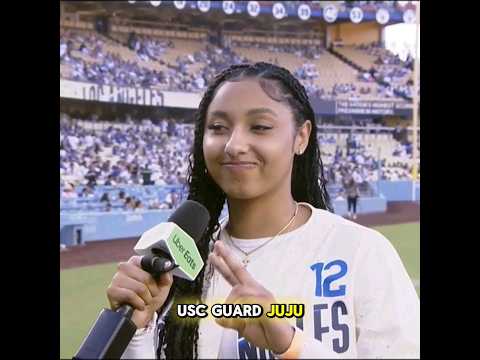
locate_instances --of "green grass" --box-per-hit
[373,222,420,297]
[60,222,420,358]
[373,222,420,280]
[60,263,117,359]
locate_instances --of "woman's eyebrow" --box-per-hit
[208,108,277,122]
[207,110,231,122]
[245,108,277,117]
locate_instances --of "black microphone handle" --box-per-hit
[141,252,178,279]
[73,254,176,359]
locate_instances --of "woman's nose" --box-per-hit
[224,128,249,157]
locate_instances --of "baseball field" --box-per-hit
[60,214,420,358]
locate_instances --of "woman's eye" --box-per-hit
[207,124,226,131]
[252,125,272,131]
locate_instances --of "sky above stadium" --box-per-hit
[384,23,420,61]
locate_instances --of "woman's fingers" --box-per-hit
[214,290,246,332]
[215,312,246,332]
[214,241,256,286]
[209,251,240,287]
[118,259,160,298]
[214,296,270,350]
[106,285,146,311]
[111,272,153,306]
[156,270,174,287]
[215,287,258,332]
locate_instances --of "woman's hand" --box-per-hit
[209,241,294,354]
[106,256,173,329]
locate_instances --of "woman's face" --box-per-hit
[203,79,309,201]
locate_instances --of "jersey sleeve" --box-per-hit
[121,311,158,359]
[353,231,420,358]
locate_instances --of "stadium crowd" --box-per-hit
[60,114,418,212]
[61,28,414,101]
[60,13,419,212]
[60,117,193,188]
[355,42,416,99]
[232,41,325,61]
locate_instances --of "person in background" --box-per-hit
[134,199,144,211]
[100,192,110,203]
[105,175,116,186]
[148,197,161,210]
[124,196,134,210]
[342,170,360,219]
[62,183,78,199]
[80,185,95,198]
[164,189,178,209]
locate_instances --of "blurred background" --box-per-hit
[60,1,420,357]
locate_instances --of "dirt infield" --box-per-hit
[60,201,419,270]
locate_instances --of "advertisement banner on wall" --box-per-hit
[60,80,202,108]
[311,98,413,117]
[60,80,413,116]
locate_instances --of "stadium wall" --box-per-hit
[60,197,388,244]
[60,182,419,244]
[326,22,381,46]
[60,210,173,245]
[374,180,420,202]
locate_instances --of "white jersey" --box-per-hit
[122,202,420,359]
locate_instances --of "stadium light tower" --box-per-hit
[411,2,420,200]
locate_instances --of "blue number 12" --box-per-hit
[310,260,348,297]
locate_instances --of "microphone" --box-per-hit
[134,198,210,280]
[73,200,210,360]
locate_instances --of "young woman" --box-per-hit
[107,62,419,359]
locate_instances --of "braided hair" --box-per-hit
[158,62,331,359]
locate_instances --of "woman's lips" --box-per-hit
[221,162,257,172]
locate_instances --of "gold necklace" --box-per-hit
[226,202,299,267]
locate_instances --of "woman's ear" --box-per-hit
[294,120,312,155]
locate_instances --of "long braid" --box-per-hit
[158,62,331,359]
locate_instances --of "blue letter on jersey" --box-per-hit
[313,303,329,341]
[332,301,349,353]
[238,337,274,359]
